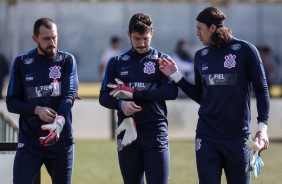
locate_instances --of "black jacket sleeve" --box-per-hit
[6,57,37,114]
[247,44,270,124]
[57,54,79,118]
[133,75,178,101]
[177,53,202,104]
[99,58,123,110]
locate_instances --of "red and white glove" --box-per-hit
[107,78,134,99]
[39,115,65,146]
[116,117,137,146]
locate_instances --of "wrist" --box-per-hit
[118,100,124,110]
[34,106,41,115]
[257,122,267,134]
[55,115,65,124]
[170,71,182,83]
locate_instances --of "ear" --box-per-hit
[32,35,37,43]
[210,24,217,33]
[127,31,131,38]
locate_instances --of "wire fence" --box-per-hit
[0,111,18,143]
[0,109,40,184]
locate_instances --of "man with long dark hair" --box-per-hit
[159,7,270,184]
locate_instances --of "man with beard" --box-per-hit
[99,12,178,184]
[6,17,79,184]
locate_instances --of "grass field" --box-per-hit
[41,140,282,184]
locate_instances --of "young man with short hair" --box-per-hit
[99,12,178,184]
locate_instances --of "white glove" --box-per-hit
[245,138,264,178]
[116,117,137,146]
[39,115,65,146]
[107,78,134,99]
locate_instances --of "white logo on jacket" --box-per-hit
[24,58,34,64]
[201,49,209,56]
[143,61,155,74]
[231,43,241,50]
[195,138,202,151]
[49,66,61,79]
[224,54,236,69]
[121,55,130,61]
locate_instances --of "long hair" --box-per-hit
[197,7,232,46]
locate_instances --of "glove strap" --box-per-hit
[257,122,267,134]
[170,71,182,83]
[54,115,65,133]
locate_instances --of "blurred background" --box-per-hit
[1,0,282,83]
[1,0,282,183]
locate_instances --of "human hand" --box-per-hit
[158,58,182,83]
[120,101,142,117]
[255,122,269,153]
[107,78,134,99]
[39,115,65,146]
[245,138,265,178]
[35,106,56,123]
[255,131,269,153]
[158,58,178,76]
[116,117,137,146]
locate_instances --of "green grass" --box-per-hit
[41,140,282,184]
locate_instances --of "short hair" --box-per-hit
[33,18,55,36]
[128,12,153,34]
[197,7,232,46]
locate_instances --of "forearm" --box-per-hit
[56,97,74,118]
[177,78,202,104]
[133,83,178,101]
[6,96,36,115]
[99,91,121,110]
[255,90,270,124]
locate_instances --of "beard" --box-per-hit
[130,40,149,55]
[38,43,57,57]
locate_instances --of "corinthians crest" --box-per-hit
[49,66,61,79]
[224,54,236,69]
[143,61,156,74]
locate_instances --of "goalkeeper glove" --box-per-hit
[107,78,134,99]
[252,154,264,178]
[39,115,65,146]
[245,138,265,178]
[245,153,264,178]
[116,117,137,146]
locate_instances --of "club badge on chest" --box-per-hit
[143,61,156,74]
